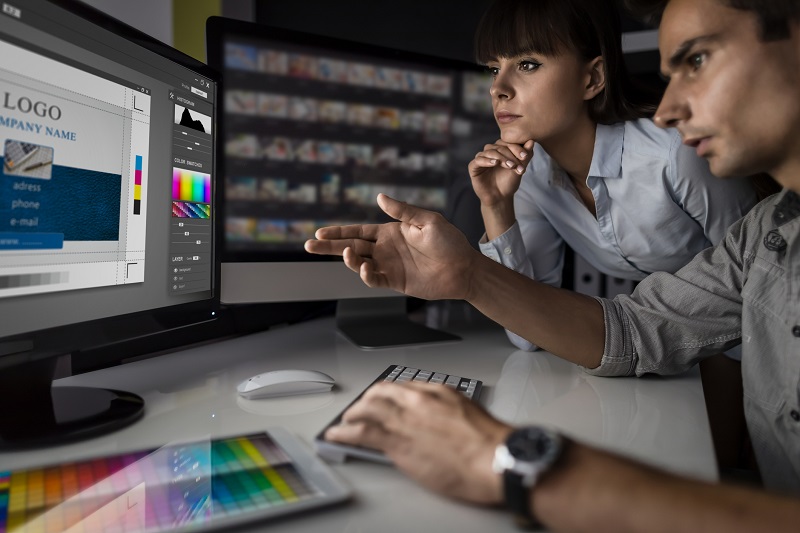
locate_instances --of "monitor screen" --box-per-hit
[0,0,219,447]
[206,18,497,347]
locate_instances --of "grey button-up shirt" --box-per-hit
[592,190,800,494]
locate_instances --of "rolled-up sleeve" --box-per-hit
[585,216,750,377]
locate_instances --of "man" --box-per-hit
[304,0,800,529]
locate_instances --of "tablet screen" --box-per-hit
[0,429,350,532]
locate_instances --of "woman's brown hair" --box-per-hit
[474,0,660,124]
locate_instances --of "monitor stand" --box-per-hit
[335,297,461,349]
[0,356,144,450]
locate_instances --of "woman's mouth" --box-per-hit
[495,111,521,124]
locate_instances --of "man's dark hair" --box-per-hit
[625,0,800,41]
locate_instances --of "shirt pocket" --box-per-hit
[740,254,787,413]
[741,254,786,321]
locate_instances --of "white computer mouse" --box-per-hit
[237,369,335,400]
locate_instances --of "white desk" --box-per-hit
[1,305,717,532]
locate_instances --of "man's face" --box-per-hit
[655,0,800,184]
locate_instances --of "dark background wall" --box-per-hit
[255,0,494,64]
[253,0,661,74]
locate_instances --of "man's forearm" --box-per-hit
[465,253,605,368]
[535,443,800,533]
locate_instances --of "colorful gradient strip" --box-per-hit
[0,472,9,533]
[172,201,210,219]
[134,155,143,215]
[172,168,211,203]
[0,434,319,533]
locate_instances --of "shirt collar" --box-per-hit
[587,122,625,180]
[773,189,800,227]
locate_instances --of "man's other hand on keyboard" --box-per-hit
[324,381,512,505]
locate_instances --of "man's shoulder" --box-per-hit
[728,189,785,241]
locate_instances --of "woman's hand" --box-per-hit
[468,139,534,209]
[468,139,534,239]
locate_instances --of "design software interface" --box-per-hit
[0,0,216,337]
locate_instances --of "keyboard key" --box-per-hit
[445,375,461,388]
[385,366,404,382]
[430,373,447,384]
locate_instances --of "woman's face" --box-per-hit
[487,50,592,145]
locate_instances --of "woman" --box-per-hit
[468,0,764,351]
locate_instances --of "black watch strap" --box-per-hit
[503,471,542,529]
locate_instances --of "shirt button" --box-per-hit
[503,246,512,255]
[791,410,800,422]
[793,326,800,337]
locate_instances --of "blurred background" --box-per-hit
[79,0,661,78]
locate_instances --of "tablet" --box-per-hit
[0,427,351,532]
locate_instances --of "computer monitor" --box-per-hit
[206,17,498,348]
[0,0,219,448]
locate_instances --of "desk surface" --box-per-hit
[2,304,717,532]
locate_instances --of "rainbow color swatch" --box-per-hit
[0,433,320,533]
[172,201,210,219]
[172,168,211,204]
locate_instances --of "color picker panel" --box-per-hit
[172,168,211,204]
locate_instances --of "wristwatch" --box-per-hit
[492,425,563,529]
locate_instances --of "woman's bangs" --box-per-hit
[475,4,569,63]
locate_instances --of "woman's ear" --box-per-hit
[584,56,606,100]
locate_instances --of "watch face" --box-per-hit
[507,427,557,461]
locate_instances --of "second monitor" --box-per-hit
[207,18,498,348]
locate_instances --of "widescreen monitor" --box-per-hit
[206,17,497,348]
[0,0,219,447]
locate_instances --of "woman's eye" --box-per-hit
[486,66,500,78]
[519,60,541,72]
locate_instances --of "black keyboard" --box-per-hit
[315,364,483,464]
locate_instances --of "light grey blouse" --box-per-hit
[480,119,758,351]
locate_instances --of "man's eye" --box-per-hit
[688,52,706,71]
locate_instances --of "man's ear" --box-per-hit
[584,56,606,100]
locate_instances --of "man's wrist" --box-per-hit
[528,437,577,528]
[463,252,497,302]
[493,426,566,528]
